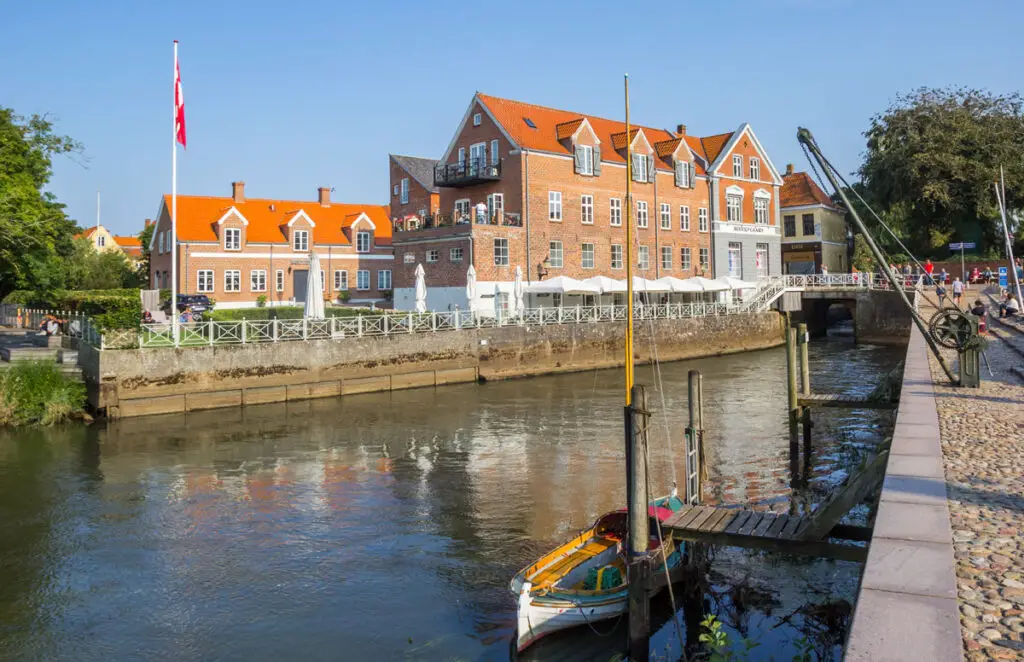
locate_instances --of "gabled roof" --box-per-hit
[700,132,734,165]
[473,93,709,175]
[390,154,439,193]
[159,195,392,245]
[113,235,141,247]
[75,226,99,239]
[707,124,785,185]
[555,118,586,140]
[781,171,839,210]
[655,138,685,159]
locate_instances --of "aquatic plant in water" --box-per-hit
[0,361,86,426]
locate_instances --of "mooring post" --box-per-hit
[685,370,704,506]
[797,322,810,396]
[785,325,801,485]
[626,383,651,662]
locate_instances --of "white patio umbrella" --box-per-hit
[465,265,477,314]
[304,251,325,319]
[414,263,427,313]
[654,276,703,293]
[581,275,627,294]
[631,276,670,292]
[685,276,731,292]
[525,276,601,295]
[513,266,525,316]
[717,276,758,290]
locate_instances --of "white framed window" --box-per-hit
[450,247,463,262]
[581,195,594,224]
[698,207,709,233]
[610,198,622,226]
[490,139,499,166]
[426,249,439,263]
[636,200,648,228]
[699,248,709,271]
[224,269,241,292]
[680,206,690,231]
[250,269,267,292]
[660,203,671,230]
[157,232,164,254]
[293,229,309,251]
[487,193,503,223]
[756,243,769,279]
[638,246,650,271]
[754,198,769,224]
[469,142,486,170]
[457,146,466,165]
[611,244,623,270]
[400,178,409,204]
[276,270,284,292]
[197,269,214,293]
[494,238,509,266]
[356,231,371,252]
[680,247,691,270]
[732,154,743,177]
[454,199,471,223]
[334,270,348,290]
[750,157,760,180]
[582,243,595,269]
[677,159,691,187]
[357,270,370,290]
[473,112,481,126]
[549,241,563,268]
[578,145,594,175]
[661,246,672,270]
[727,195,742,223]
[98,235,106,248]
[393,184,399,196]
[224,227,241,250]
[632,153,647,182]
[727,242,742,278]
[377,270,392,290]
[548,191,562,221]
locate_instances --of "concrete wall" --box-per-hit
[797,290,913,343]
[90,312,784,419]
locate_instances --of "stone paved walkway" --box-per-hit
[925,299,1024,660]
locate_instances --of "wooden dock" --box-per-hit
[797,393,896,409]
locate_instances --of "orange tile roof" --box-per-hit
[654,138,683,158]
[683,136,708,162]
[555,118,585,140]
[699,132,734,165]
[113,235,141,247]
[781,172,837,209]
[476,93,709,175]
[75,226,98,239]
[162,195,392,245]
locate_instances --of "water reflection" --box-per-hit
[0,338,903,661]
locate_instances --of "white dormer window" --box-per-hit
[97,235,106,248]
[473,113,482,126]
[577,145,593,175]
[293,229,309,251]
[732,155,743,177]
[633,153,647,182]
[224,227,241,250]
[750,157,760,180]
[400,178,409,204]
[356,231,371,253]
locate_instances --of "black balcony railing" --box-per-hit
[434,157,502,188]
[392,212,523,233]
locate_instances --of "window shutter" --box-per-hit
[632,154,640,182]
[574,145,584,174]
[689,163,697,188]
[647,155,655,183]
[592,146,602,175]
[674,161,683,187]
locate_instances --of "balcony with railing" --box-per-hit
[434,157,501,188]
[393,211,523,236]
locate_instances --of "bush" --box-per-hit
[0,361,86,426]
[256,294,267,308]
[1,289,141,330]
[207,306,371,321]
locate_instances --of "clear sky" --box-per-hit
[2,0,1022,236]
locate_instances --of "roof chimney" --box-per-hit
[231,181,245,203]
[785,164,794,176]
[676,124,687,136]
[144,218,154,228]
[318,186,331,207]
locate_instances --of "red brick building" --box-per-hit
[389,154,440,228]
[390,93,782,312]
[149,182,394,308]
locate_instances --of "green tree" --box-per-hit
[64,238,140,290]
[0,108,82,299]
[137,221,154,284]
[859,87,1024,257]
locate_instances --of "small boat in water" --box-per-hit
[510,494,686,651]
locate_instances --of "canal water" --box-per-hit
[0,336,904,661]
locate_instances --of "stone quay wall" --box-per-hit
[88,312,785,419]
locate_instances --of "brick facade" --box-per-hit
[388,155,440,224]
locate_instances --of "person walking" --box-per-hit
[952,277,964,307]
[924,258,934,285]
[936,281,947,308]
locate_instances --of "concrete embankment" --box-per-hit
[82,312,785,419]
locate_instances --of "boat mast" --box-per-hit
[624,74,635,405]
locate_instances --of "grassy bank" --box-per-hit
[0,361,86,426]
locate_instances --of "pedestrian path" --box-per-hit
[924,300,1024,660]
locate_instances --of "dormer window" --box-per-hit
[732,155,743,177]
[293,229,309,251]
[632,153,649,182]
[574,144,601,176]
[224,227,241,250]
[356,231,371,253]
[674,159,693,188]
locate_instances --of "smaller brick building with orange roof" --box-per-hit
[779,164,849,274]
[149,182,394,308]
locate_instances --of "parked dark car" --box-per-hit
[174,294,212,315]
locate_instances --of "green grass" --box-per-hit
[207,306,374,322]
[0,361,87,426]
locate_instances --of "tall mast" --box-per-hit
[624,74,635,405]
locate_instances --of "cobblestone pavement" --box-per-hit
[924,299,1024,660]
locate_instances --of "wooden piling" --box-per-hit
[626,384,650,662]
[797,323,810,396]
[785,326,801,486]
[685,370,704,506]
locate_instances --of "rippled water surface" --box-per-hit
[0,337,904,661]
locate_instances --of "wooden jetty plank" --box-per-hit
[687,507,719,531]
[751,514,777,538]
[698,509,731,532]
[665,506,699,529]
[667,525,868,562]
[797,393,896,410]
[799,450,890,541]
[738,512,763,536]
[724,511,752,534]
[780,517,804,539]
[765,514,790,539]
[706,509,736,533]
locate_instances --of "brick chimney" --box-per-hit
[231,181,245,203]
[785,164,794,176]
[318,187,331,207]
[144,218,154,228]
[676,124,687,136]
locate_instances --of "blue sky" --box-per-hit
[2,0,1022,236]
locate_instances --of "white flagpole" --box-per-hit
[172,40,179,342]
[998,166,1022,304]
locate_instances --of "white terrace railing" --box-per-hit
[1,273,922,351]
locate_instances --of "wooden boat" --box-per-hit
[510,495,686,651]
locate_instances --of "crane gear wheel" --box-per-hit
[929,309,974,350]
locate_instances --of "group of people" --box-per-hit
[38,314,63,336]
